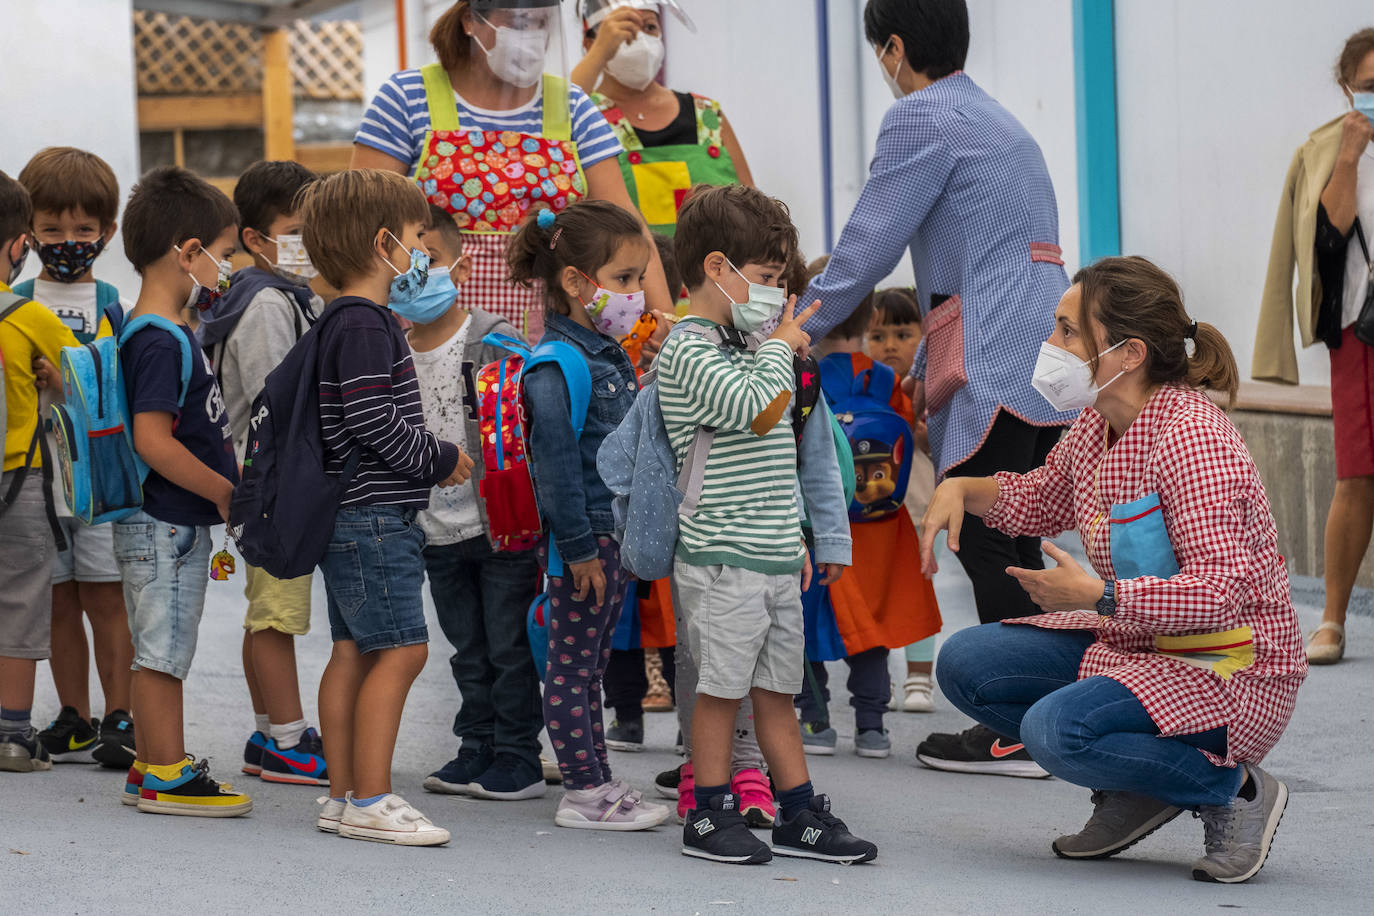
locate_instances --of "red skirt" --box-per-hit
[1330,326,1374,479]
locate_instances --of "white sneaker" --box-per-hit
[316,795,345,833]
[902,674,936,713]
[554,780,671,831]
[338,792,451,846]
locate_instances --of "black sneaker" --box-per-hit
[682,793,772,865]
[605,717,644,752]
[242,730,267,776]
[468,753,547,800]
[915,723,1049,778]
[655,764,683,799]
[92,710,136,769]
[771,795,877,864]
[0,727,53,773]
[37,706,98,763]
[423,743,495,795]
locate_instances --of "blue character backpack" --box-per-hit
[49,312,191,525]
[818,352,913,523]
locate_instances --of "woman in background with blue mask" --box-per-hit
[1255,29,1374,666]
[922,256,1306,885]
[352,0,673,341]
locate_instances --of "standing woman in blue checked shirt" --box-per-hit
[352,0,673,338]
[799,0,1075,774]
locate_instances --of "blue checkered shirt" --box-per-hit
[803,73,1074,476]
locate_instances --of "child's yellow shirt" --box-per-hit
[1,281,81,472]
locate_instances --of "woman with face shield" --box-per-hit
[571,1,754,238]
[353,0,674,337]
[920,257,1305,885]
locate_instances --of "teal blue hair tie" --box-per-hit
[536,208,557,230]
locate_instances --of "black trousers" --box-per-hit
[603,646,677,720]
[943,410,1064,624]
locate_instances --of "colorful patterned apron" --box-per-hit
[591,92,739,236]
[412,62,588,336]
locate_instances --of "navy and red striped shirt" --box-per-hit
[316,297,459,507]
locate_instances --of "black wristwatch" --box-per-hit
[1096,580,1117,616]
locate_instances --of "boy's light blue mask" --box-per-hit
[1354,91,1374,127]
[391,265,458,324]
[716,259,785,334]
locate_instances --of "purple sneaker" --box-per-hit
[554,780,671,831]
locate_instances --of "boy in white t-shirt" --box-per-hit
[15,147,134,768]
[409,204,546,801]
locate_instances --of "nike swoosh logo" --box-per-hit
[68,735,97,751]
[266,748,321,774]
[989,740,1025,758]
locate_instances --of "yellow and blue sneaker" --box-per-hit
[260,728,329,786]
[37,706,98,763]
[137,757,252,817]
[122,759,149,806]
[242,731,268,776]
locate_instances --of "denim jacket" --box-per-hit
[524,311,638,564]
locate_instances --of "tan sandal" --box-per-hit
[1306,621,1345,665]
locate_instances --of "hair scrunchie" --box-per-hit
[536,208,557,230]
[1187,320,1198,340]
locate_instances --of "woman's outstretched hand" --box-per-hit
[919,478,966,577]
[1006,541,1105,612]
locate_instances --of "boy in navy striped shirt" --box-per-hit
[296,169,473,846]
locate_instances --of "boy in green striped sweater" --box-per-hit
[662,185,876,866]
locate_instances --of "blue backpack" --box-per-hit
[228,300,371,580]
[49,314,192,525]
[818,353,914,523]
[12,279,122,344]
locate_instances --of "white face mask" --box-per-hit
[1030,340,1127,413]
[262,233,317,285]
[473,16,549,89]
[878,37,906,99]
[715,259,785,334]
[604,31,664,91]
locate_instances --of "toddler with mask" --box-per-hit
[408,204,549,802]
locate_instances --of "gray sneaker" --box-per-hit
[801,722,837,756]
[1191,764,1289,883]
[1052,790,1182,859]
[854,728,892,759]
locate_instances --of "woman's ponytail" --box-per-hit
[1185,321,1240,409]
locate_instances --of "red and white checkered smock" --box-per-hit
[983,386,1307,767]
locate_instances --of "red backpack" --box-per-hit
[475,333,592,553]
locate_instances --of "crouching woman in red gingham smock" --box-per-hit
[922,256,1307,886]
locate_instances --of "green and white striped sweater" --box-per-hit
[657,319,805,574]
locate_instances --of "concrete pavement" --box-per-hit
[2,550,1369,915]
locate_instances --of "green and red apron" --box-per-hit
[412,62,588,336]
[591,92,738,237]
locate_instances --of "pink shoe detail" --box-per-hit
[676,762,694,822]
[731,768,776,827]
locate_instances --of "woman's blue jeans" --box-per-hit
[936,623,1244,809]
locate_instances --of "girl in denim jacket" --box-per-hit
[508,200,670,831]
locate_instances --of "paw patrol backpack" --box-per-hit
[817,352,913,523]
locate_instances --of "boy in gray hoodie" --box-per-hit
[410,205,546,801]
[198,160,327,786]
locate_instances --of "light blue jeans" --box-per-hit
[937,623,1244,809]
[112,510,211,680]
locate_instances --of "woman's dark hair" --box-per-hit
[507,200,647,315]
[1073,256,1239,407]
[1337,28,1374,87]
[863,0,969,80]
[431,2,475,72]
[873,287,921,325]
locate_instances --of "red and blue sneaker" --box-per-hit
[260,728,328,786]
[122,760,148,806]
[242,731,268,776]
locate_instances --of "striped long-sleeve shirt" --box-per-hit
[317,297,459,507]
[657,319,805,574]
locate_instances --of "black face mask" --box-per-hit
[6,237,29,285]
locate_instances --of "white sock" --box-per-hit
[270,718,308,749]
[254,713,270,735]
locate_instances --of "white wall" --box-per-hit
[1116,0,1374,386]
[2,0,140,294]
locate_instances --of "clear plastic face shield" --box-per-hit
[466,0,569,103]
[579,0,695,32]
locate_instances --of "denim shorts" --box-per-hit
[112,510,211,680]
[319,505,428,654]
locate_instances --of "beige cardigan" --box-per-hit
[1253,115,1346,385]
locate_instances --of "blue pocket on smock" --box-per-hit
[1108,493,1180,580]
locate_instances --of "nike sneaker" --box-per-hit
[92,710,136,769]
[37,706,98,763]
[138,757,252,817]
[916,723,1049,778]
[260,728,328,786]
[771,795,877,864]
[242,730,268,776]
